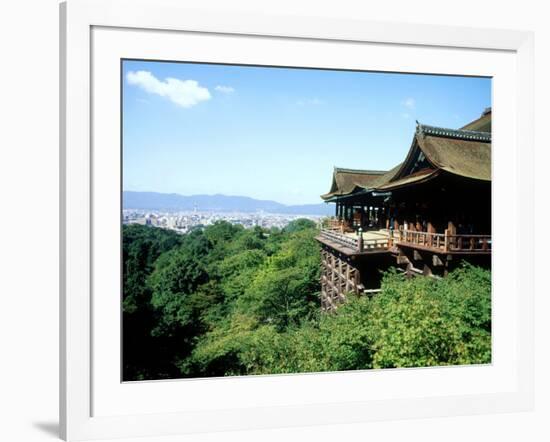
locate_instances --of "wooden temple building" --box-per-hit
[317,108,492,311]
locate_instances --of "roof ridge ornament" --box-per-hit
[417,123,491,142]
[416,121,425,138]
[333,167,387,175]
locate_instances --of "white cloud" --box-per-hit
[126,70,211,108]
[401,97,416,110]
[215,85,235,94]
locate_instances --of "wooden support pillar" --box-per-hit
[447,221,456,235]
[447,221,456,249]
[331,254,336,290]
[427,222,435,246]
[345,262,351,293]
[338,257,344,300]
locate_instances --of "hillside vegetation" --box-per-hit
[122,221,491,380]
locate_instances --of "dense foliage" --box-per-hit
[122,221,491,380]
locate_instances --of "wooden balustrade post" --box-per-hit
[427,222,435,247]
[444,229,449,252]
[358,227,364,252]
[409,221,416,244]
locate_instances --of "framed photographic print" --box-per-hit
[60,0,534,440]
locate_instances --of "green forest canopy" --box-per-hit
[122,221,491,381]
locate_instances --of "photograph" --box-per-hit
[121,59,492,381]
[2,0,543,440]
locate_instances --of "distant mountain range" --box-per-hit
[123,191,332,216]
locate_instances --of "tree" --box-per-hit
[123,220,491,381]
[283,218,317,233]
[369,264,491,368]
[218,249,267,302]
[237,229,320,329]
[148,229,211,335]
[122,224,182,313]
[121,224,182,380]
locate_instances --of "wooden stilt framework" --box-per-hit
[320,248,359,311]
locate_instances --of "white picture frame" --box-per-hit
[60,0,534,440]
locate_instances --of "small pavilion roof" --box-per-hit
[321,167,387,200]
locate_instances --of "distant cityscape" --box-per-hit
[122,191,332,216]
[123,208,324,233]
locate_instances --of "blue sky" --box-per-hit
[123,60,491,205]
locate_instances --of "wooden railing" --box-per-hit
[448,234,492,252]
[396,229,491,253]
[320,228,359,249]
[360,237,391,251]
[319,228,390,252]
[319,224,491,254]
[399,230,447,250]
[322,217,354,233]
